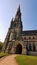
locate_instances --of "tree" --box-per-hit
[0,41,4,52]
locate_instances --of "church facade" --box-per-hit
[2,6,37,55]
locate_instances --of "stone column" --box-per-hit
[31,43,33,51]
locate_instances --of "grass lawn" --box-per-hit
[0,52,8,58]
[15,55,37,65]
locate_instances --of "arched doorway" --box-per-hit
[16,44,22,54]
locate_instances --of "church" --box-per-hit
[2,6,37,55]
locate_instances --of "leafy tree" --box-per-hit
[0,41,4,52]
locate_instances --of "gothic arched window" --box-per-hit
[29,37,31,39]
[33,37,35,39]
[24,37,26,40]
[29,43,32,51]
[33,43,35,51]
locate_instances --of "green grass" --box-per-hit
[0,52,8,58]
[15,55,37,65]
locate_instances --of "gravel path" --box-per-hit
[0,55,18,65]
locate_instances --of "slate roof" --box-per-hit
[21,30,37,36]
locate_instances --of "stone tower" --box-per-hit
[2,5,23,53]
[2,5,37,55]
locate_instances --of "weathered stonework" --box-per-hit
[2,6,37,55]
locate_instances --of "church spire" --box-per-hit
[16,5,21,16]
[14,5,21,21]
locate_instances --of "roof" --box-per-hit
[21,30,37,36]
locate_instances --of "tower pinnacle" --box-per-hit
[16,5,21,16]
[14,5,21,21]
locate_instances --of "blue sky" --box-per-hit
[0,0,37,42]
